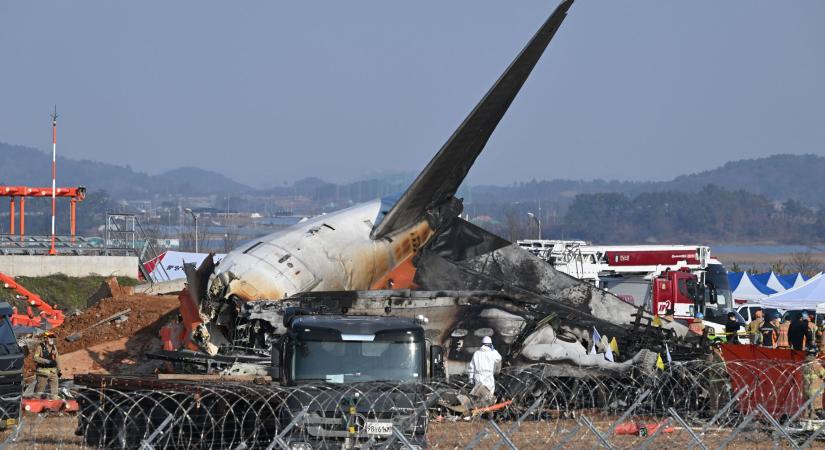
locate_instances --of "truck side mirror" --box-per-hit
[430,345,445,380]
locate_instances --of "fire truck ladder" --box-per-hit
[558,242,586,279]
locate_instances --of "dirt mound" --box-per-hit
[31,293,181,378]
[85,277,136,308]
[57,294,179,355]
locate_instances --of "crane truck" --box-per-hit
[517,240,745,341]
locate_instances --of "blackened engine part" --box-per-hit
[413,216,510,264]
[413,218,689,338]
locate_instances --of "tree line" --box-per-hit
[474,185,825,246]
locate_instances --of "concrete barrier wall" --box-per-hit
[0,255,139,278]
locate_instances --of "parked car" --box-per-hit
[736,304,783,323]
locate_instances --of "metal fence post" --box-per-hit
[139,413,176,450]
[686,386,748,450]
[0,416,23,450]
[579,416,615,450]
[391,426,417,450]
[785,384,825,426]
[602,389,651,440]
[485,420,519,450]
[265,408,308,450]
[637,417,671,450]
[799,420,825,449]
[465,396,545,450]
[463,422,492,449]
[551,421,583,450]
[715,408,758,450]
[668,407,707,450]
[490,397,545,450]
[381,390,443,450]
[756,404,800,449]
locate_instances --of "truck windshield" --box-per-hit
[705,264,733,309]
[292,340,422,383]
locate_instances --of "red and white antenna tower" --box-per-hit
[49,105,58,255]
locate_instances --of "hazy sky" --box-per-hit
[1,1,823,188]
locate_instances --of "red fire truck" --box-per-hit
[516,240,733,320]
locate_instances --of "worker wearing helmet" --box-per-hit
[466,336,502,406]
[688,312,705,335]
[33,331,60,400]
[760,313,781,348]
[725,312,742,344]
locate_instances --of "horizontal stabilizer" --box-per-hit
[371,0,574,239]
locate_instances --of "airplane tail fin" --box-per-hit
[371,0,574,239]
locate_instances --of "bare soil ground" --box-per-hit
[56,294,179,355]
[24,294,180,379]
[2,415,824,449]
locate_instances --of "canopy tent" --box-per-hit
[730,272,777,303]
[761,273,825,311]
[753,272,792,292]
[728,272,743,291]
[780,273,808,289]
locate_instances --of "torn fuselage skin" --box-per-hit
[211,199,433,302]
[199,198,435,349]
[229,290,673,378]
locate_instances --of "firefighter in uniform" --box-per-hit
[778,316,791,348]
[33,331,60,400]
[760,313,781,348]
[804,353,825,419]
[747,309,764,345]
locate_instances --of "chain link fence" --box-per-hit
[1,360,825,449]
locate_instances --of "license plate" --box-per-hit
[365,421,393,436]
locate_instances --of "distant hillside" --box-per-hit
[468,154,825,208]
[0,142,252,197]
[3,140,824,207]
[656,154,825,205]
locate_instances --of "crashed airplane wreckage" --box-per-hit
[151,0,709,377]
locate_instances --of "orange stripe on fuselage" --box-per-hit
[371,254,418,290]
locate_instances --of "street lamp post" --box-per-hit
[527,212,542,240]
[184,208,199,253]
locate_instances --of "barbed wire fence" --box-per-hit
[1,360,825,449]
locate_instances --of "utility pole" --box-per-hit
[527,212,542,240]
[49,106,58,255]
[185,208,199,253]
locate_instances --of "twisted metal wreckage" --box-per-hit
[58,1,819,448]
[145,0,704,379]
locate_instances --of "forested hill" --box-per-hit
[0,142,251,198]
[469,154,825,208]
[659,154,825,205]
[2,140,823,206]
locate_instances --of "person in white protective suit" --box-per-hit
[466,336,502,406]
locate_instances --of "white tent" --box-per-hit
[763,272,790,292]
[731,272,777,303]
[781,273,808,289]
[761,273,825,311]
